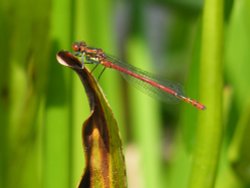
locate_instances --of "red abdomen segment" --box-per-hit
[176,95,206,110]
[101,60,206,110]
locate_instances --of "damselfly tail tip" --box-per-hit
[200,105,206,110]
[196,103,206,110]
[178,94,206,110]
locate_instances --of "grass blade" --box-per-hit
[188,0,224,187]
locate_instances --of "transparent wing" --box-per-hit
[104,54,184,103]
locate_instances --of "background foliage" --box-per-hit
[0,0,250,187]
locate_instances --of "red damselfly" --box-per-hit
[71,41,206,110]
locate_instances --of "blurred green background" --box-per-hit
[1,0,250,187]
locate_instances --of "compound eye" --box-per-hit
[72,43,80,52]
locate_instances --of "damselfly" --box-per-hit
[72,41,206,110]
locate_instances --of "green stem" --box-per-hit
[188,0,224,187]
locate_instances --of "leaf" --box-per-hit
[188,0,224,187]
[225,0,250,109]
[56,51,127,188]
[228,102,250,184]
